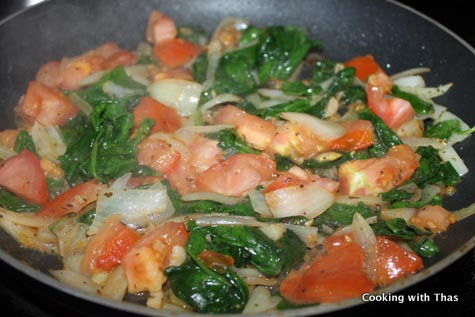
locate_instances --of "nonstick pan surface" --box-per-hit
[0,0,474,316]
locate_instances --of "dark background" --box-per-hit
[0,0,474,316]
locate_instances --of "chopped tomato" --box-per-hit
[338,144,419,196]
[264,167,339,194]
[344,55,382,82]
[368,69,393,93]
[36,61,62,88]
[19,81,79,126]
[409,205,457,233]
[133,96,182,133]
[195,154,276,197]
[188,135,223,173]
[374,237,423,287]
[101,50,137,70]
[215,105,277,151]
[280,236,374,304]
[58,52,103,90]
[146,10,177,44]
[81,215,141,274]
[137,137,181,174]
[154,38,202,68]
[37,179,106,218]
[165,158,196,195]
[123,222,189,293]
[367,84,415,130]
[0,150,48,206]
[0,129,20,150]
[330,120,374,151]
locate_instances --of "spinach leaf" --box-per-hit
[131,165,158,177]
[46,177,66,199]
[259,215,308,225]
[312,202,374,232]
[341,86,366,105]
[275,154,294,171]
[302,150,370,169]
[165,259,248,313]
[388,192,442,209]
[186,224,284,275]
[192,52,208,84]
[213,129,260,156]
[410,236,440,257]
[312,59,336,83]
[0,189,41,213]
[14,131,37,156]
[257,99,312,118]
[391,85,434,115]
[257,26,312,84]
[280,230,306,273]
[60,114,89,148]
[281,81,322,97]
[358,108,402,157]
[371,218,429,240]
[307,67,355,118]
[78,209,96,226]
[380,189,414,204]
[409,146,460,186]
[424,119,475,140]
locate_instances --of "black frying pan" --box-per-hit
[1,0,474,316]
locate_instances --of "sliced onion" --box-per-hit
[202,40,222,90]
[243,286,280,314]
[125,65,152,86]
[390,67,431,80]
[248,190,272,217]
[398,83,453,100]
[148,79,202,116]
[181,192,243,205]
[438,145,468,176]
[68,92,93,116]
[103,81,143,98]
[258,89,296,101]
[53,220,88,257]
[351,212,377,280]
[101,266,128,300]
[259,223,286,241]
[380,208,417,222]
[0,207,54,227]
[210,17,249,42]
[335,194,383,207]
[167,213,264,227]
[63,254,83,273]
[89,184,173,235]
[177,124,234,135]
[265,184,334,219]
[280,112,345,141]
[393,75,426,88]
[433,111,473,145]
[0,144,16,160]
[31,121,66,160]
[323,96,339,118]
[417,103,447,121]
[400,136,447,150]
[50,270,99,294]
[78,70,107,87]
[257,99,287,109]
[245,93,261,108]
[200,93,242,112]
[231,267,277,286]
[110,172,132,190]
[284,224,319,248]
[453,202,475,221]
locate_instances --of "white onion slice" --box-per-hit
[257,99,287,109]
[248,190,272,217]
[393,75,426,88]
[125,65,152,86]
[265,184,334,219]
[398,83,453,100]
[167,213,265,227]
[78,70,107,87]
[280,112,345,141]
[417,103,447,121]
[380,208,417,222]
[243,286,280,314]
[351,212,377,279]
[284,224,319,248]
[258,89,296,101]
[454,202,475,221]
[259,223,286,241]
[177,124,234,134]
[148,79,202,116]
[433,111,473,145]
[31,121,67,160]
[335,194,383,207]
[400,136,447,150]
[0,144,16,160]
[68,92,93,116]
[0,207,54,227]
[200,93,242,112]
[390,67,430,80]
[181,192,243,205]
[231,267,277,286]
[103,81,143,98]
[110,172,132,190]
[50,270,99,294]
[438,144,468,176]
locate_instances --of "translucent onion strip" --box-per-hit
[400,136,447,150]
[0,207,54,227]
[31,121,67,160]
[438,145,468,176]
[125,65,152,86]
[103,81,143,98]
[148,79,202,116]
[68,92,93,116]
[177,124,234,134]
[335,194,383,207]
[181,192,243,205]
[453,202,475,221]
[0,144,16,160]
[398,83,453,100]
[393,75,426,88]
[248,190,272,217]
[390,67,431,80]
[200,93,242,112]
[78,70,107,87]
[243,286,280,314]
[280,112,345,141]
[50,270,99,294]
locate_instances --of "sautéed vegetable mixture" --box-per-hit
[0,10,474,314]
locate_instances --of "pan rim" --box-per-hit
[0,0,474,316]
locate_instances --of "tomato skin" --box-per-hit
[137,137,181,174]
[154,38,202,68]
[37,179,106,218]
[195,154,276,197]
[374,237,423,287]
[344,55,381,82]
[367,84,415,130]
[409,205,456,233]
[133,96,182,133]
[264,167,339,194]
[36,61,62,87]
[338,144,419,196]
[0,150,49,206]
[329,120,374,151]
[19,81,79,126]
[280,236,374,304]
[146,10,177,44]
[0,129,20,150]
[81,215,141,274]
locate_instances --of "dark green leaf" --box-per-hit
[371,218,429,240]
[392,85,434,115]
[312,59,336,83]
[410,146,461,186]
[313,202,374,232]
[46,177,66,199]
[0,189,41,213]
[78,209,96,226]
[257,99,311,118]
[280,230,306,273]
[410,236,440,257]
[192,52,208,84]
[380,189,414,204]
[424,119,475,140]
[341,86,366,105]
[275,154,294,171]
[213,129,260,157]
[281,81,322,97]
[14,131,37,156]
[131,165,158,177]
